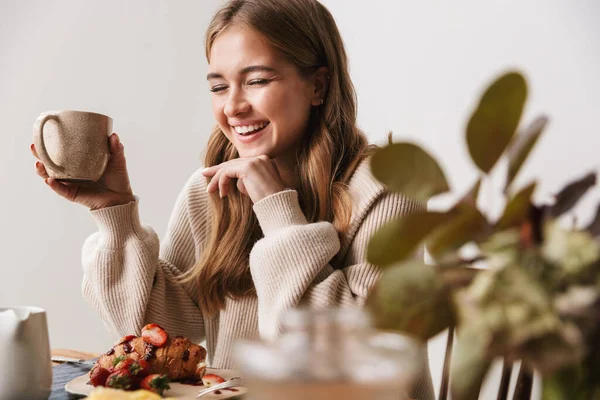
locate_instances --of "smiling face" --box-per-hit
[207,26,323,160]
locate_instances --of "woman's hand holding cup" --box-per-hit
[31,133,135,210]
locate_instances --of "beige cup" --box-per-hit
[33,110,112,182]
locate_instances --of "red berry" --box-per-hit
[111,356,134,372]
[89,366,110,387]
[105,370,133,390]
[202,373,225,387]
[141,324,168,347]
[140,374,171,395]
[129,359,151,377]
[113,334,137,346]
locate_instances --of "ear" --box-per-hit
[309,67,329,106]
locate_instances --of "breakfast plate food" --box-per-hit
[66,368,246,399]
[65,324,246,399]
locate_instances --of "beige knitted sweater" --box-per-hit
[81,159,434,399]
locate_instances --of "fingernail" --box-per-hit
[44,178,49,185]
[30,143,34,150]
[35,161,39,168]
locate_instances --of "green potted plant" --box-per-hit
[366,71,600,400]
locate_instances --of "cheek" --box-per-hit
[260,88,310,130]
[212,97,230,130]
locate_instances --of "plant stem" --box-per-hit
[512,364,533,400]
[439,327,455,400]
[497,358,513,400]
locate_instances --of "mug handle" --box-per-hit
[33,114,64,173]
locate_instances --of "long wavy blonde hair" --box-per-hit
[183,0,373,316]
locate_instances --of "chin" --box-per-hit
[235,146,275,159]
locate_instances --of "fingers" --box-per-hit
[34,161,49,179]
[44,177,80,202]
[205,169,240,198]
[30,143,40,159]
[105,133,129,175]
[206,170,230,198]
[236,178,248,195]
[218,172,232,198]
[200,165,218,177]
[109,133,124,155]
[206,169,219,194]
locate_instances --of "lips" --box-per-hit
[231,122,269,144]
[232,121,269,136]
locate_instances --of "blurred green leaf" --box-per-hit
[454,264,563,356]
[440,266,482,289]
[522,323,585,374]
[459,178,482,208]
[542,221,600,280]
[466,71,528,173]
[450,327,492,400]
[370,142,449,201]
[542,365,593,400]
[497,182,537,230]
[367,211,451,266]
[550,171,597,217]
[505,116,548,191]
[367,260,454,340]
[584,204,600,238]
[427,203,489,259]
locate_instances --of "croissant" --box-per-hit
[93,328,207,382]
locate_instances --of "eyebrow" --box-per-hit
[206,65,277,80]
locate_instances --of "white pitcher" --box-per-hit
[0,306,52,400]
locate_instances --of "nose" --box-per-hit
[223,87,250,117]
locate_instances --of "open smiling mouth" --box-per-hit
[233,121,270,136]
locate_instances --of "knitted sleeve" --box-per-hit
[249,189,423,339]
[80,170,207,342]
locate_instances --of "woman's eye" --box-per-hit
[248,78,269,86]
[210,85,227,93]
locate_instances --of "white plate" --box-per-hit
[65,367,247,399]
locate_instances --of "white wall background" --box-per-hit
[1,0,599,398]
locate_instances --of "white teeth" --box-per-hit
[233,122,268,135]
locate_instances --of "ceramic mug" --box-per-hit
[33,110,112,182]
[0,306,52,400]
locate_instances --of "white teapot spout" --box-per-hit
[0,308,31,336]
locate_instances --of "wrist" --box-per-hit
[254,184,287,203]
[92,193,136,210]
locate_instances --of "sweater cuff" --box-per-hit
[253,190,308,236]
[89,196,147,247]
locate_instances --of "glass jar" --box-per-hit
[233,307,424,400]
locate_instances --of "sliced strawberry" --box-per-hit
[202,373,225,387]
[105,370,133,390]
[141,374,171,395]
[111,355,134,372]
[141,324,168,347]
[129,359,151,377]
[113,334,137,346]
[89,366,110,387]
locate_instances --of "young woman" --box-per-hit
[32,0,433,397]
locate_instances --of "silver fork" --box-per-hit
[196,377,245,398]
[51,356,96,367]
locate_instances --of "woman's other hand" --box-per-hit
[201,155,286,203]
